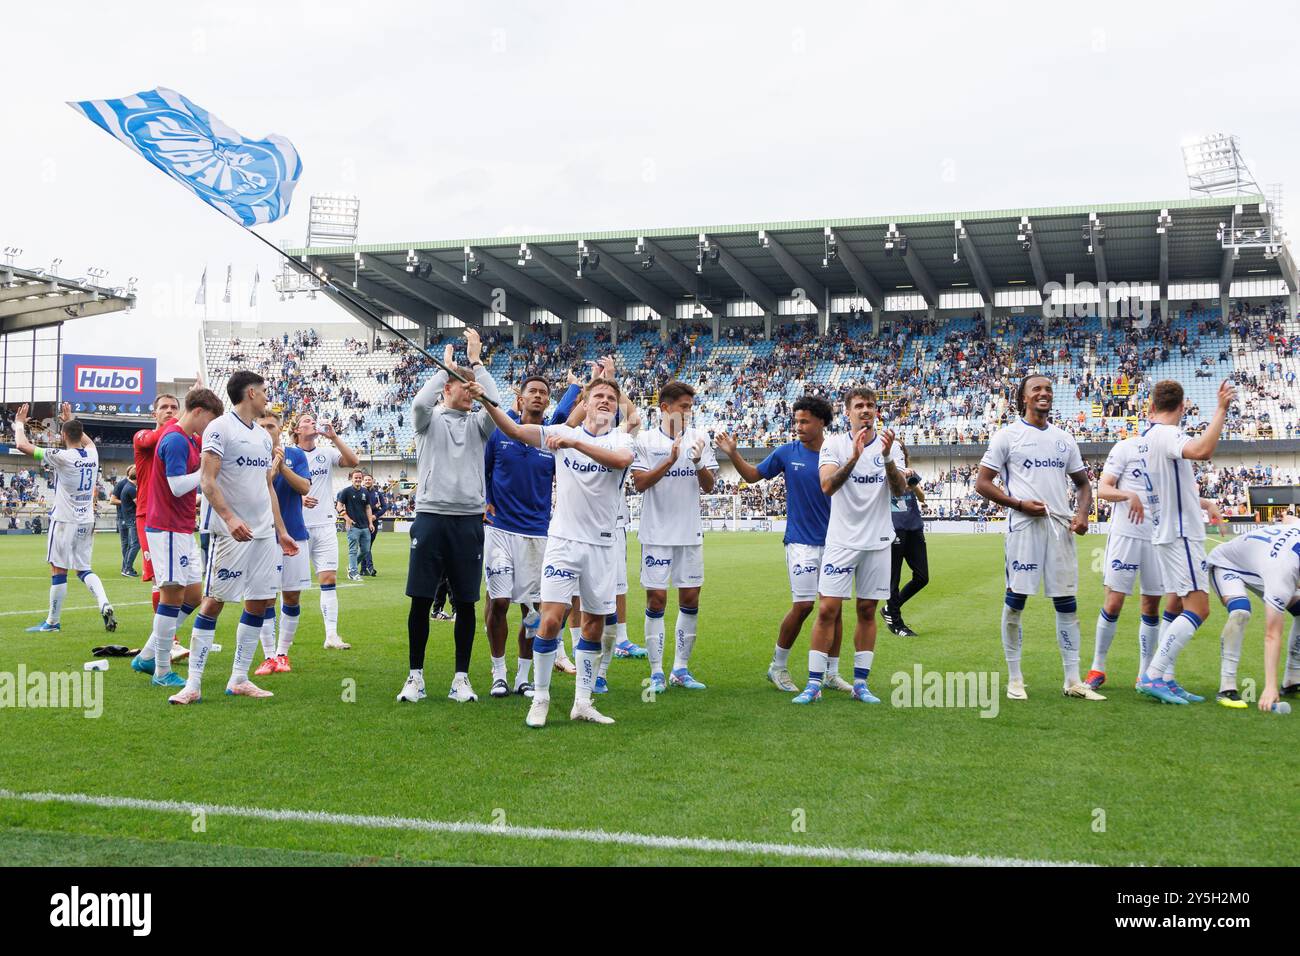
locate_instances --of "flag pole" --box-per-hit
[241,228,496,406]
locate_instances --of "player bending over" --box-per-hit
[975,374,1099,701]
[169,371,299,704]
[1205,519,1300,711]
[793,387,905,705]
[130,388,224,687]
[715,396,848,693]
[482,376,635,727]
[14,403,116,634]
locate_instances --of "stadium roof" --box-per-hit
[287,195,1297,330]
[0,264,136,334]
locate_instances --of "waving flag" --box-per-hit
[194,267,207,305]
[68,87,302,227]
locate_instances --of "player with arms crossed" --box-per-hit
[792,387,904,705]
[483,375,635,727]
[293,414,360,650]
[129,388,224,687]
[1205,520,1300,711]
[482,366,582,697]
[975,374,1099,701]
[254,411,313,675]
[14,403,116,633]
[1136,379,1236,705]
[715,396,848,692]
[134,393,181,618]
[631,381,718,694]
[169,371,299,704]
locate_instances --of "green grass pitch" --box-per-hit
[0,529,1292,866]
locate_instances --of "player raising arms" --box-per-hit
[14,404,116,633]
[631,381,718,694]
[482,375,635,727]
[1205,519,1300,711]
[254,411,312,676]
[482,366,582,697]
[293,414,360,650]
[129,388,224,687]
[1136,379,1236,705]
[169,370,299,705]
[715,396,848,693]
[791,387,905,705]
[134,393,181,618]
[975,374,1099,702]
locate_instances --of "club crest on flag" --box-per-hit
[68,87,302,227]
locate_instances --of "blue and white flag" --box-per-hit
[68,87,302,227]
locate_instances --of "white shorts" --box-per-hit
[1004,520,1078,597]
[204,534,281,603]
[1155,538,1209,597]
[786,543,824,602]
[280,540,312,592]
[1207,565,1259,605]
[484,526,545,604]
[817,544,890,601]
[639,543,704,590]
[145,530,202,587]
[305,524,340,574]
[614,526,628,596]
[540,536,616,616]
[1102,534,1164,596]
[46,520,94,572]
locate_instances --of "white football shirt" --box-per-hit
[541,424,634,547]
[202,411,275,539]
[1101,435,1154,541]
[1207,526,1300,613]
[45,444,100,524]
[979,419,1085,532]
[819,430,904,551]
[300,442,344,528]
[631,427,718,547]
[1137,422,1204,544]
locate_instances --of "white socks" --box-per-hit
[807,649,828,686]
[772,643,792,668]
[599,626,615,680]
[672,607,699,672]
[151,606,181,677]
[1092,610,1119,673]
[1001,604,1024,681]
[1138,614,1161,681]
[230,611,263,685]
[1218,609,1250,691]
[514,656,533,689]
[319,585,339,640]
[645,611,666,674]
[260,607,276,658]
[79,571,110,611]
[48,575,68,625]
[277,603,299,655]
[575,639,599,703]
[853,649,873,682]
[1146,612,1200,681]
[186,614,217,694]
[1056,609,1082,686]
[1287,617,1300,687]
[491,655,507,683]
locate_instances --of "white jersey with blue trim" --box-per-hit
[979,418,1084,532]
[819,430,905,551]
[631,426,718,547]
[541,424,634,547]
[300,442,344,528]
[1101,435,1154,541]
[1207,525,1300,613]
[1137,421,1204,544]
[45,444,100,524]
[201,410,275,539]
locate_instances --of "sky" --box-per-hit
[6,0,1299,379]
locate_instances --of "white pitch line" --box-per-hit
[0,583,363,618]
[0,788,1096,867]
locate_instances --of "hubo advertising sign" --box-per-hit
[61,354,157,415]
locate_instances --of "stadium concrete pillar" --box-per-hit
[983,303,993,335]
[512,321,523,347]
[763,312,773,340]
[871,309,880,337]
[711,312,720,342]
[1159,294,1170,325]
[561,317,572,345]
[928,305,938,326]
[660,312,669,342]
[1220,292,1231,321]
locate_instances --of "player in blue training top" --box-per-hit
[254,411,312,676]
[482,367,583,697]
[715,395,847,693]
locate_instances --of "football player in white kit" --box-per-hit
[169,370,300,705]
[631,381,718,694]
[1088,433,1165,690]
[14,403,116,633]
[1206,520,1300,711]
[1136,379,1235,706]
[792,387,905,705]
[975,374,1099,701]
[292,414,360,650]
[481,376,635,727]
